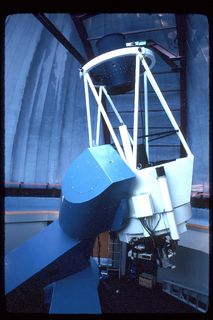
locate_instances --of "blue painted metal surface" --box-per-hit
[59,144,135,239]
[111,198,129,231]
[5,219,94,295]
[49,257,101,314]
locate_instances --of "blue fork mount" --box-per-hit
[60,144,135,239]
[48,257,101,314]
[5,219,95,294]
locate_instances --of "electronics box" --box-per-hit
[139,272,156,289]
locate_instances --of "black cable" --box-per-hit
[149,130,179,142]
[141,218,154,236]
[151,213,161,232]
[141,213,162,237]
[138,129,178,141]
[140,219,162,266]
[140,219,156,248]
[141,216,163,247]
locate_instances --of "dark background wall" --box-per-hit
[5,14,102,186]
[186,14,209,189]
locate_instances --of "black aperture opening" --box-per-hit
[156,166,165,177]
[91,33,135,94]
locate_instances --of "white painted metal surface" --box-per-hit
[129,193,154,218]
[84,72,127,162]
[80,47,155,75]
[133,53,141,167]
[143,72,149,160]
[95,87,102,146]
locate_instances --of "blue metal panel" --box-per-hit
[59,145,135,239]
[111,198,129,231]
[49,258,101,314]
[5,219,94,294]
[62,145,134,203]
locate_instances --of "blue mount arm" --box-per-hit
[60,144,135,239]
[5,144,135,313]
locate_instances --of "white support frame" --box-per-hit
[83,75,93,148]
[133,53,141,168]
[102,87,133,145]
[144,72,149,160]
[83,72,127,163]
[139,53,192,157]
[80,47,155,75]
[95,86,103,146]
[81,46,192,172]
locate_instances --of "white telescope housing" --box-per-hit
[80,46,194,249]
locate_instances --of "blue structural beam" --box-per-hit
[49,258,101,314]
[5,220,94,295]
[60,144,135,239]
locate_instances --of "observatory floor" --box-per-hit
[5,272,200,314]
[98,276,199,314]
